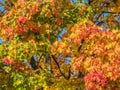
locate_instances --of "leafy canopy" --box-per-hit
[0,0,120,90]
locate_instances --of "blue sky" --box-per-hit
[0,39,2,44]
[0,5,4,12]
[0,0,4,3]
[0,0,4,44]
[0,0,4,12]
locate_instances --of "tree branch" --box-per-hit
[51,55,70,80]
[78,39,85,52]
[102,11,120,14]
[88,0,93,4]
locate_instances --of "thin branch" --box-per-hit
[67,65,71,79]
[88,0,93,4]
[96,21,104,26]
[37,54,45,71]
[78,39,85,52]
[102,11,120,14]
[49,56,53,74]
[51,55,70,80]
[94,11,120,25]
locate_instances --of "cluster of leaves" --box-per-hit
[0,0,120,90]
[59,21,120,90]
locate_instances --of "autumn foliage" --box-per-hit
[0,0,120,90]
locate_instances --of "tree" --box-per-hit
[88,0,120,29]
[0,0,120,90]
